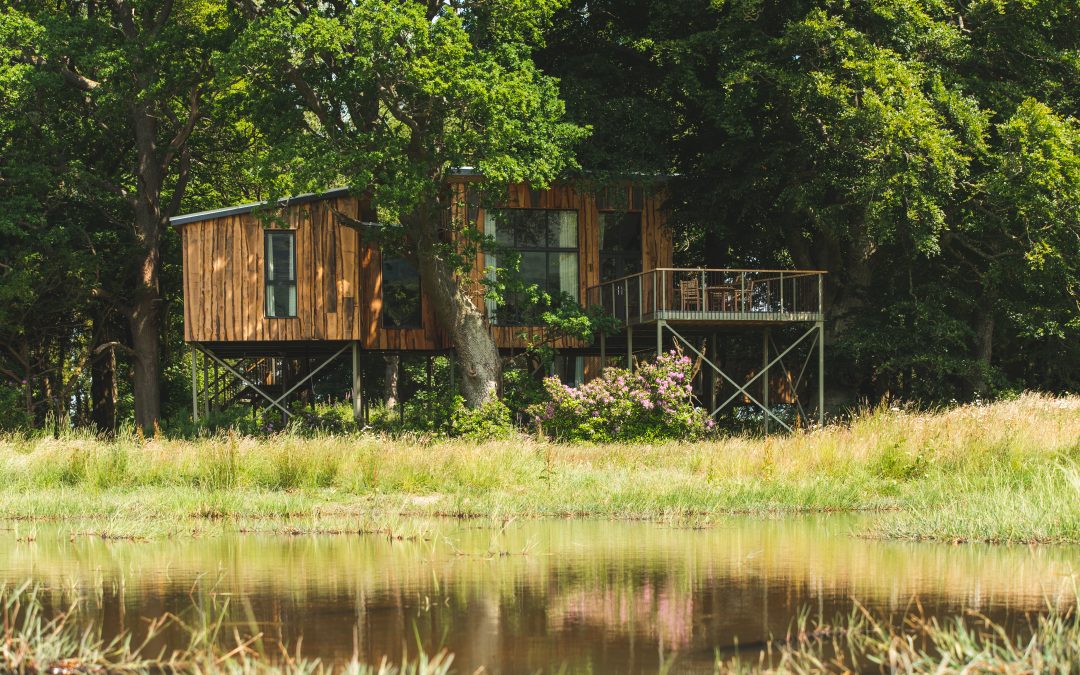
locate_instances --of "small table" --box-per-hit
[706,285,738,311]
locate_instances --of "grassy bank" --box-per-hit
[1,394,1078,543]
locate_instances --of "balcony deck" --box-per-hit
[586,268,826,327]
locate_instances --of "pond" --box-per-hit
[2,516,1078,673]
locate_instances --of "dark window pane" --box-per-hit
[265,231,296,317]
[515,210,547,248]
[382,257,422,328]
[600,213,641,252]
[519,251,547,286]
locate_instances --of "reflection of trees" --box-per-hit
[4,518,1079,671]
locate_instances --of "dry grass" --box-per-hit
[1,394,1078,543]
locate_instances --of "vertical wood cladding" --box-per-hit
[179,179,670,350]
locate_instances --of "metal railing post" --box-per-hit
[779,272,784,314]
[700,269,706,312]
[638,275,643,323]
[652,270,657,318]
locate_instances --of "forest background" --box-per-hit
[1,0,1077,433]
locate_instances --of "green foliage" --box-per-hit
[375,390,516,440]
[530,351,715,442]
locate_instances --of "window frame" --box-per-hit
[485,208,580,326]
[380,254,424,329]
[264,229,297,319]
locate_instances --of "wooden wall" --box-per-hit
[181,195,363,343]
[179,179,671,351]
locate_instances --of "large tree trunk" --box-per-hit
[384,354,400,409]
[91,337,117,436]
[129,103,165,433]
[411,216,501,408]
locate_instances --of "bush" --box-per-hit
[373,389,516,440]
[528,351,715,442]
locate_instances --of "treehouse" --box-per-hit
[173,174,826,430]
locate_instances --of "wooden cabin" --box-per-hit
[174,174,826,429]
[173,175,671,357]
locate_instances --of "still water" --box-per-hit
[2,517,1078,673]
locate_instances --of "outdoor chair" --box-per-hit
[678,278,702,311]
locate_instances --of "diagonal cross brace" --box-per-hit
[197,346,291,418]
[710,325,818,421]
[771,331,818,424]
[260,344,350,416]
[662,323,798,432]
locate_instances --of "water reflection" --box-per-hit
[1,517,1078,673]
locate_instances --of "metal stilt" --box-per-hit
[351,341,362,424]
[763,328,770,433]
[190,347,199,422]
[817,320,825,427]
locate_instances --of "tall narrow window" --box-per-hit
[485,209,579,325]
[382,256,422,328]
[265,230,296,318]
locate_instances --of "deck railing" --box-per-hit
[585,268,825,326]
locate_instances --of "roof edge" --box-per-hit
[170,187,353,226]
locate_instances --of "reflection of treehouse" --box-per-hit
[587,269,826,431]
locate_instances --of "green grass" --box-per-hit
[0,582,454,674]
[719,600,1080,673]
[1,394,1078,543]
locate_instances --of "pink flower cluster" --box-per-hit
[529,351,714,442]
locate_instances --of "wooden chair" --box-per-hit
[678,278,702,311]
[706,285,735,311]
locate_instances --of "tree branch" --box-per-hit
[161,87,201,173]
[18,54,100,91]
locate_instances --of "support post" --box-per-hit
[627,326,634,371]
[600,332,606,366]
[656,320,663,359]
[709,334,719,414]
[202,351,210,419]
[190,347,199,423]
[763,328,771,433]
[817,320,825,427]
[351,341,362,425]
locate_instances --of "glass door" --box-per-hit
[599,212,642,319]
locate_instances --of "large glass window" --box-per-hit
[382,256,422,328]
[599,212,642,282]
[485,209,578,325]
[265,230,296,318]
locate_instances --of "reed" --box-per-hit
[1,394,1077,543]
[720,599,1080,673]
[0,582,453,674]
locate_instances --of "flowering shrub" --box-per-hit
[529,351,716,442]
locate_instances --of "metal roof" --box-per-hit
[169,168,487,226]
[169,187,353,226]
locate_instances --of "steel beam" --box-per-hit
[197,346,291,419]
[261,343,350,416]
[351,341,362,424]
[662,323,795,432]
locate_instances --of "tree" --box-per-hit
[4,0,239,431]
[541,0,1080,402]
[228,0,585,407]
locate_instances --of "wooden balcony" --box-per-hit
[586,268,825,327]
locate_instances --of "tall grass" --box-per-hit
[721,599,1080,673]
[0,582,453,674]
[1,394,1078,543]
